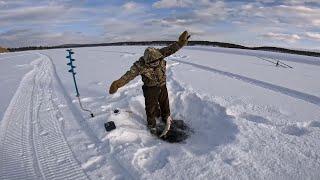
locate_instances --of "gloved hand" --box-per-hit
[178,30,190,47]
[109,80,121,94]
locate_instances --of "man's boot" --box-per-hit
[148,126,157,135]
[161,116,169,124]
[147,117,157,135]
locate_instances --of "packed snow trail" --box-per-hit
[0,53,88,180]
[170,58,320,107]
[185,46,320,66]
[48,53,138,180]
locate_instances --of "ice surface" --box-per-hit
[0,46,319,179]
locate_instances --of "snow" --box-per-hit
[0,52,36,120]
[0,46,320,179]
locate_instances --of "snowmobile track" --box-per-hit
[0,53,88,180]
[170,59,320,107]
[185,46,320,66]
[46,53,136,179]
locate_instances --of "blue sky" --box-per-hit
[0,0,320,50]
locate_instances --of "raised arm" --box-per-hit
[109,59,143,94]
[158,31,190,58]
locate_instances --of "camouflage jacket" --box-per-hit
[118,42,183,87]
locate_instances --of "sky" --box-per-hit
[0,0,320,50]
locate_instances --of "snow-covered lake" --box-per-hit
[0,46,319,179]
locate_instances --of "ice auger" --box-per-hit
[66,49,94,117]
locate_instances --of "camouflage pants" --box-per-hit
[142,85,170,128]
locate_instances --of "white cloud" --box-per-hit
[102,17,185,42]
[150,0,232,30]
[305,32,320,40]
[1,0,319,50]
[123,2,137,10]
[153,0,193,8]
[256,0,320,5]
[311,19,320,26]
[0,5,68,25]
[282,0,320,5]
[262,32,301,43]
[0,28,101,47]
[193,1,230,21]
[122,1,145,13]
[278,5,317,14]
[152,1,320,35]
[237,4,320,28]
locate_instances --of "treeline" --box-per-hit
[0,46,9,53]
[250,46,320,58]
[7,41,320,57]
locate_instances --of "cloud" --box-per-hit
[305,32,320,41]
[237,4,320,28]
[150,0,232,30]
[0,5,66,23]
[255,0,320,5]
[122,1,146,13]
[0,1,103,27]
[262,32,301,43]
[193,1,231,21]
[151,1,320,35]
[0,0,29,9]
[282,0,320,5]
[153,0,193,8]
[0,0,319,50]
[0,28,101,47]
[103,17,186,42]
[310,19,320,26]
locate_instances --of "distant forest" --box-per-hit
[0,46,9,53]
[7,41,320,57]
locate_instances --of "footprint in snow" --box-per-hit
[81,156,104,171]
[90,81,104,86]
[281,125,309,136]
[40,130,49,136]
[239,113,271,125]
[86,143,95,149]
[81,97,95,103]
[58,104,66,108]
[132,147,170,173]
[16,64,30,68]
[307,121,320,128]
[223,157,241,166]
[120,54,135,58]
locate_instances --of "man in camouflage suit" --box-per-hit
[109,31,190,134]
